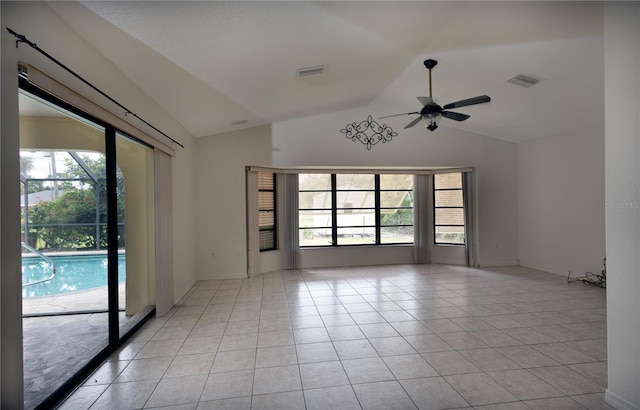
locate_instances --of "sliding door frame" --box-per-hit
[19,78,156,410]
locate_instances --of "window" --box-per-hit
[336,174,375,245]
[433,172,465,245]
[299,173,413,247]
[299,174,333,246]
[258,172,277,251]
[380,174,414,244]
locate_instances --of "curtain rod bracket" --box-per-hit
[7,27,31,49]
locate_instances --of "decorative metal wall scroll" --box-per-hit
[340,115,398,151]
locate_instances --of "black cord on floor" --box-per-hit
[568,258,606,288]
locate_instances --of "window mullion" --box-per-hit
[331,174,337,246]
[105,126,119,345]
[375,174,381,245]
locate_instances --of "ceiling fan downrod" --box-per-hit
[424,59,437,98]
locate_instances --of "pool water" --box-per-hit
[22,254,126,297]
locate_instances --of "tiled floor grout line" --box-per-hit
[196,280,221,407]
[319,278,462,410]
[57,265,610,409]
[247,277,262,409]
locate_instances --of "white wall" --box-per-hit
[1,5,23,407]
[194,125,274,280]
[300,246,414,269]
[259,250,284,274]
[518,125,605,277]
[604,3,640,409]
[1,2,197,406]
[430,245,467,266]
[272,106,519,268]
[194,105,519,275]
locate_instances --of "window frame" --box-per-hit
[299,173,414,247]
[433,173,466,246]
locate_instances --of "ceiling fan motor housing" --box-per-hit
[420,104,442,116]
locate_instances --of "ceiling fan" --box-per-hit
[380,59,491,131]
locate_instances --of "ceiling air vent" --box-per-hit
[231,120,248,126]
[508,73,542,88]
[296,65,325,77]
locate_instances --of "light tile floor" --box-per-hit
[57,264,613,409]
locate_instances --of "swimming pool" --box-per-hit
[22,254,126,297]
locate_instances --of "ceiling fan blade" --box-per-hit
[417,96,434,106]
[443,95,491,110]
[404,116,423,129]
[379,112,419,119]
[442,111,470,122]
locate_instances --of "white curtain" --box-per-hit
[282,174,300,269]
[154,150,174,316]
[463,172,477,267]
[413,175,430,264]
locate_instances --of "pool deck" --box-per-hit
[23,283,125,315]
[22,282,141,409]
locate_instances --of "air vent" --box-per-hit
[508,73,542,88]
[296,65,325,77]
[231,120,248,126]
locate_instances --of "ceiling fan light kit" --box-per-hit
[425,113,440,131]
[380,59,491,132]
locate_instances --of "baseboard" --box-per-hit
[606,389,640,410]
[430,259,466,266]
[478,260,520,267]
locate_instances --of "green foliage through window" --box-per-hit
[21,151,125,251]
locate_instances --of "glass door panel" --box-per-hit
[116,132,156,334]
[19,91,109,409]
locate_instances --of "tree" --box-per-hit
[28,189,100,249]
[380,192,413,228]
[25,153,125,250]
[19,155,47,194]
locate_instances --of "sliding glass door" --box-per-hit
[19,84,155,408]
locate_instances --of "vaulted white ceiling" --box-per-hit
[47,1,603,143]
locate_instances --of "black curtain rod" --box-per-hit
[6,27,185,149]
